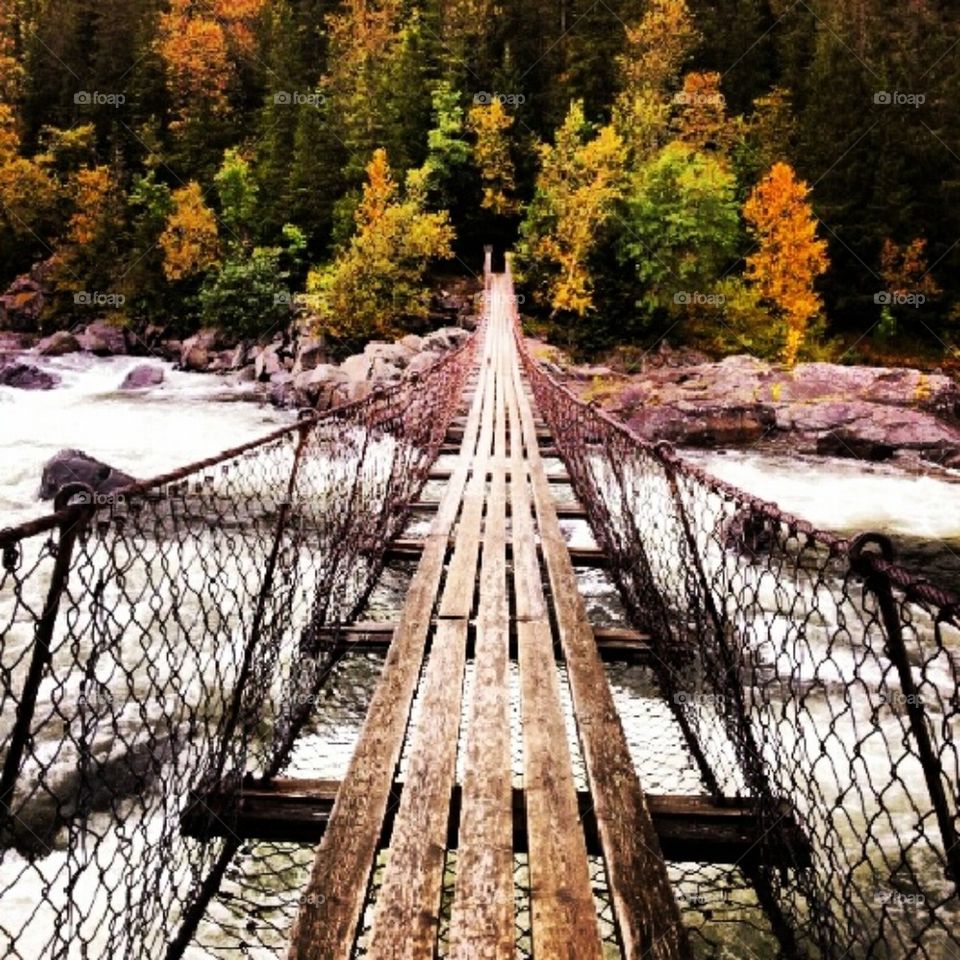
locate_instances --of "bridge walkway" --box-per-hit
[281,274,690,959]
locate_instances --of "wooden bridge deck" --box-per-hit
[283,274,690,959]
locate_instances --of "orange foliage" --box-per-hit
[67,166,115,247]
[157,0,266,123]
[880,237,941,300]
[160,182,220,281]
[743,162,829,366]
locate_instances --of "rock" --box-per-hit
[405,352,437,378]
[255,344,283,381]
[340,353,373,382]
[182,345,210,372]
[40,449,136,500]
[293,336,327,375]
[228,344,248,370]
[0,362,60,390]
[348,379,374,403]
[293,364,349,409]
[0,276,45,332]
[77,321,126,356]
[816,429,895,461]
[159,339,182,362]
[627,403,777,447]
[268,372,295,407]
[120,365,165,390]
[400,334,424,353]
[364,340,415,369]
[568,364,616,381]
[422,327,469,352]
[37,330,81,356]
[371,358,402,381]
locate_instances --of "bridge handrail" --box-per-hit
[0,329,477,548]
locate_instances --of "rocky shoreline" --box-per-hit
[535,341,960,468]
[0,285,478,411]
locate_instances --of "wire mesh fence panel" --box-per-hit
[0,332,475,960]
[518,327,960,960]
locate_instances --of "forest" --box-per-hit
[0,0,957,365]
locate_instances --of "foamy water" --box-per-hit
[0,352,293,530]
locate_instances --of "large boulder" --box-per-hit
[268,372,295,407]
[816,429,895,461]
[77,321,127,356]
[627,403,777,447]
[371,358,402,382]
[292,336,327,375]
[120,365,165,390]
[255,343,284,381]
[400,334,424,354]
[179,329,223,370]
[37,330,81,357]
[40,449,136,500]
[364,340,415,369]
[422,327,470,352]
[340,352,372,382]
[293,364,349,410]
[405,352,437,378]
[0,362,60,390]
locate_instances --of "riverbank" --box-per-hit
[532,339,960,469]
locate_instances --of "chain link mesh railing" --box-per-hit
[516,317,960,959]
[0,331,476,959]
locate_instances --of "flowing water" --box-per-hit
[2,357,960,957]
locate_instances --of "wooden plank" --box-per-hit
[286,312,492,960]
[317,621,655,662]
[386,539,609,568]
[364,619,469,959]
[409,499,589,520]
[360,295,502,959]
[184,784,811,866]
[508,304,692,960]
[449,280,514,960]
[505,315,604,960]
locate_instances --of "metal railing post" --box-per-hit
[0,483,93,829]
[851,533,960,886]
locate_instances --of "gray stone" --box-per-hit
[340,353,372,382]
[400,334,424,353]
[120,365,165,390]
[37,331,81,356]
[77,321,126,356]
[40,449,136,500]
[0,277,45,332]
[364,340,415,369]
[405,352,437,378]
[181,346,210,372]
[371,358,402,381]
[255,344,283,381]
[0,362,59,390]
[293,364,349,409]
[293,336,327,375]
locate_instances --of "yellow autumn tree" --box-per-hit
[0,103,59,252]
[743,163,829,366]
[613,0,698,163]
[157,0,266,127]
[879,237,940,302]
[306,149,455,340]
[467,100,517,216]
[673,71,736,156]
[160,182,220,281]
[518,101,626,319]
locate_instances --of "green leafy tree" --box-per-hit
[618,142,741,323]
[306,148,455,341]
